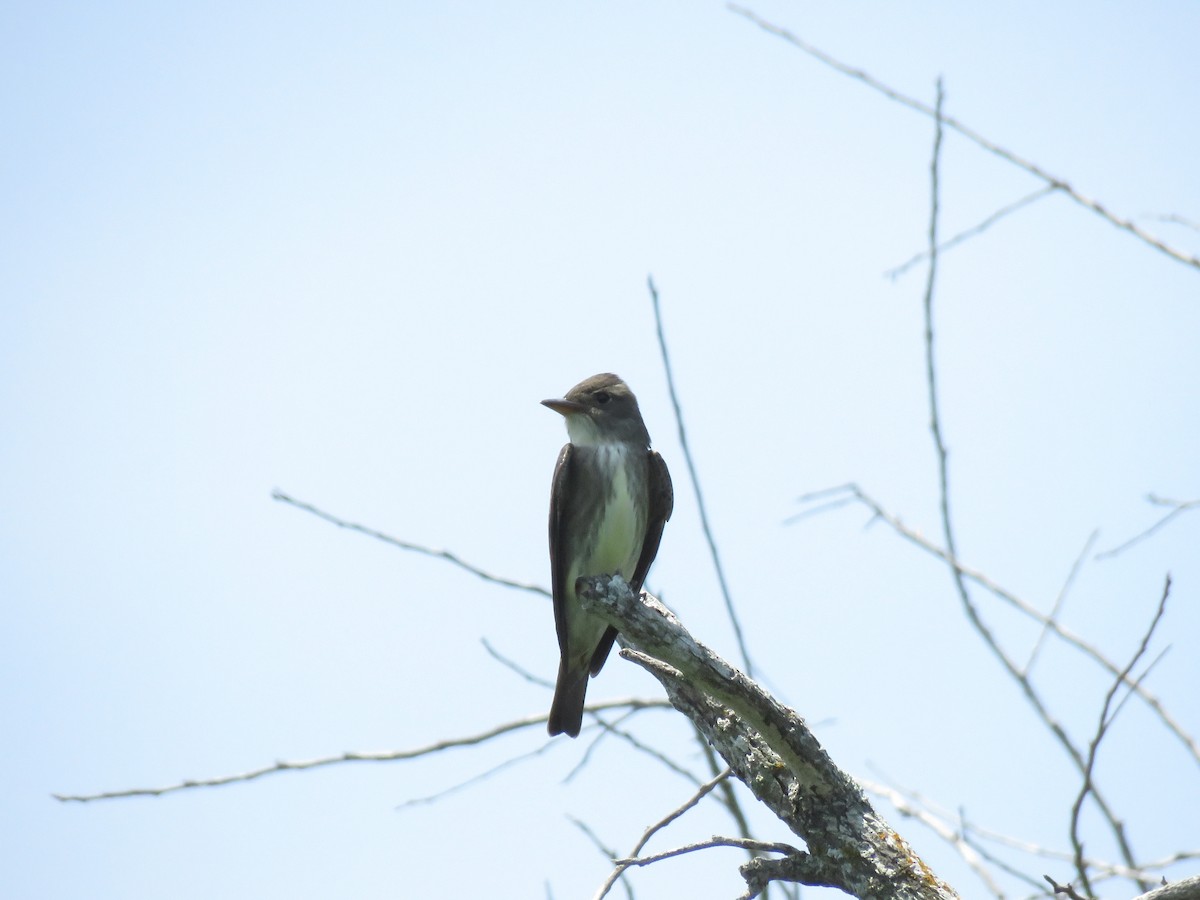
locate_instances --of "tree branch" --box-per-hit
[272,489,550,596]
[886,185,1060,279]
[53,699,668,803]
[858,778,1006,900]
[577,574,960,899]
[727,4,1200,273]
[1069,576,1171,895]
[790,483,1200,767]
[1133,875,1200,900]
[648,276,756,678]
[1096,495,1200,560]
[593,769,733,900]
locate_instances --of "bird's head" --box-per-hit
[542,373,651,448]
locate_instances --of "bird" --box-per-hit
[542,373,673,737]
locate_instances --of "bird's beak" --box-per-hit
[542,398,586,417]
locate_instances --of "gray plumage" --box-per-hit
[542,374,673,738]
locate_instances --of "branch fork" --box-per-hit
[577,574,960,900]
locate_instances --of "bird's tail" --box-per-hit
[547,662,589,738]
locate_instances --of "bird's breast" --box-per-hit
[576,443,647,580]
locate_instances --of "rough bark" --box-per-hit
[1133,876,1200,900]
[577,574,960,900]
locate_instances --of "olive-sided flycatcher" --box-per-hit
[542,373,673,738]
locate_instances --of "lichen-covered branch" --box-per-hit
[578,574,960,900]
[1133,875,1200,900]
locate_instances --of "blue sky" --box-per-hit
[3,3,1198,898]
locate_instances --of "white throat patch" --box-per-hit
[565,414,605,447]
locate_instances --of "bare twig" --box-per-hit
[1132,851,1200,874]
[865,770,1158,896]
[923,76,951,572]
[396,741,556,808]
[272,489,549,596]
[886,185,1060,279]
[728,4,1200,272]
[570,816,620,859]
[1145,213,1200,232]
[957,800,1200,886]
[614,836,799,869]
[627,769,732,856]
[858,778,1005,900]
[1025,531,1099,676]
[910,86,1079,806]
[593,770,733,900]
[570,716,703,789]
[1108,648,1169,728]
[1045,874,1089,899]
[958,819,1054,893]
[1096,495,1200,560]
[480,637,554,688]
[604,723,703,785]
[648,277,755,678]
[53,699,668,802]
[569,819,636,900]
[784,483,863,524]
[790,483,1200,767]
[914,79,1140,876]
[1069,576,1171,896]
[565,713,625,782]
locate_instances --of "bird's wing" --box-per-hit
[548,443,574,655]
[630,449,674,594]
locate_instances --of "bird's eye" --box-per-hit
[594,391,611,404]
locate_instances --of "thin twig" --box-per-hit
[563,705,687,784]
[1108,648,1169,728]
[613,836,799,869]
[858,778,1005,900]
[790,483,1200,767]
[629,770,732,858]
[1070,576,1171,896]
[272,489,549,596]
[480,637,554,688]
[53,699,669,802]
[886,185,1060,279]
[565,713,622,782]
[569,819,636,900]
[960,813,1200,887]
[600,720,704,786]
[728,4,1200,272]
[1096,495,1200,560]
[1146,212,1200,232]
[916,80,1141,874]
[647,277,755,678]
[1025,531,1099,676]
[593,770,734,900]
[958,820,1053,893]
[395,741,556,808]
[1045,875,1089,899]
[566,714,702,788]
[782,485,862,524]
[571,815,620,858]
[1115,849,1200,879]
[923,77,951,568]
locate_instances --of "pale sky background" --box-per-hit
[3,3,1198,899]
